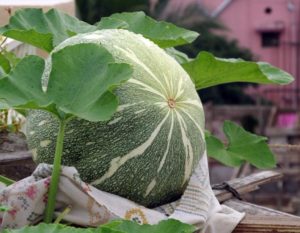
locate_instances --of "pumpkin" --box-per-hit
[26,29,205,207]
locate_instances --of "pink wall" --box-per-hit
[209,0,299,74]
[201,0,300,108]
[201,0,300,109]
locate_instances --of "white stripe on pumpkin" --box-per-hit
[91,111,170,185]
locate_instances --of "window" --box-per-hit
[261,32,280,47]
[264,7,272,14]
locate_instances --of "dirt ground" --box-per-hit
[0,132,36,181]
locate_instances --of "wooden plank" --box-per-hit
[214,171,282,202]
[213,170,300,231]
[265,127,300,137]
[225,199,300,218]
[233,216,300,233]
[224,197,300,232]
[0,151,33,165]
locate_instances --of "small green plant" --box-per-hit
[0,109,24,133]
[0,36,23,134]
[0,205,10,212]
[0,175,14,186]
[3,219,195,233]
[0,8,293,230]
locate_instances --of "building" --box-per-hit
[202,0,300,110]
[164,0,300,110]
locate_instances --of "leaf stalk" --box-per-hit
[44,119,67,223]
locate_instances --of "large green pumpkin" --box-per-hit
[26,29,206,207]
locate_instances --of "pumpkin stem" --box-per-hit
[44,119,67,223]
[167,98,176,108]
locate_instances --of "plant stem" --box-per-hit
[54,205,71,224]
[0,175,15,186]
[44,120,66,223]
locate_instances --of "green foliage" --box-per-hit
[0,175,15,186]
[106,219,195,233]
[0,56,48,110]
[0,49,20,69]
[96,17,128,30]
[182,51,294,90]
[0,40,35,133]
[0,205,10,212]
[164,48,191,64]
[0,53,10,77]
[205,121,276,168]
[0,109,23,133]
[0,8,96,52]
[46,44,132,121]
[97,12,199,48]
[0,9,198,53]
[76,0,150,24]
[2,219,195,233]
[0,44,132,121]
[0,40,21,78]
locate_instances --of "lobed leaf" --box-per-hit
[206,121,276,168]
[97,11,199,48]
[105,219,195,233]
[0,175,15,186]
[182,51,294,89]
[0,8,96,52]
[1,9,198,52]
[3,223,96,233]
[47,43,133,121]
[1,50,21,69]
[165,47,191,64]
[0,205,10,212]
[3,220,195,233]
[0,53,11,77]
[96,18,129,30]
[205,131,243,167]
[0,56,50,110]
[0,43,133,122]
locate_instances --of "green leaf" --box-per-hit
[0,50,21,78]
[1,50,21,69]
[3,220,195,233]
[206,121,276,168]
[1,9,198,51]
[0,100,10,109]
[0,43,132,122]
[0,205,10,212]
[165,48,191,64]
[2,223,98,233]
[0,8,96,52]
[182,51,294,89]
[0,53,11,77]
[96,18,129,30]
[0,175,15,186]
[97,12,199,48]
[0,56,50,110]
[47,43,132,121]
[205,131,243,167]
[103,219,195,233]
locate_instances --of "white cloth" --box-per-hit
[0,153,244,232]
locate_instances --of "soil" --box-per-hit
[0,131,36,181]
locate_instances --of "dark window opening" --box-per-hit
[264,7,272,14]
[261,32,280,47]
